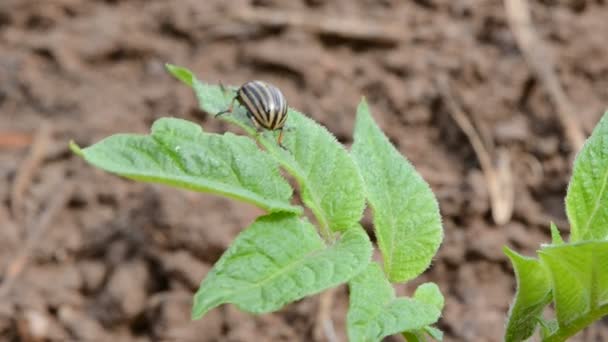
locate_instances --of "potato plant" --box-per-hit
[70,64,445,342]
[504,111,608,342]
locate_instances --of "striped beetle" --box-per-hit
[217,80,289,148]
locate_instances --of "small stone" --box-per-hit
[58,306,110,341]
[154,290,222,342]
[466,220,508,262]
[106,261,149,319]
[162,250,210,289]
[78,260,107,292]
[494,115,529,143]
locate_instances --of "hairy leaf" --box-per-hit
[402,283,445,342]
[265,109,366,233]
[503,247,552,342]
[550,222,564,245]
[539,241,608,327]
[168,65,366,234]
[352,99,443,282]
[167,64,239,121]
[566,112,608,241]
[74,117,299,213]
[347,263,441,342]
[165,64,195,87]
[192,214,372,319]
[413,283,444,312]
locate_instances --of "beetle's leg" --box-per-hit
[277,128,288,150]
[248,118,262,137]
[216,97,236,117]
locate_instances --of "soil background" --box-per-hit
[1,0,608,341]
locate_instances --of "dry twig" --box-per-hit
[229,7,402,45]
[504,0,585,152]
[0,181,74,298]
[436,76,514,225]
[0,203,20,248]
[315,288,339,342]
[10,124,52,223]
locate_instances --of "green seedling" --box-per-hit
[504,111,608,342]
[71,64,445,341]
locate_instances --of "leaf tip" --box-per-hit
[549,222,564,245]
[191,295,207,321]
[164,63,180,78]
[165,63,194,87]
[358,96,368,107]
[191,309,203,321]
[69,140,84,157]
[356,97,371,119]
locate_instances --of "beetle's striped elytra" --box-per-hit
[217,81,289,148]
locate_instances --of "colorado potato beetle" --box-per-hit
[217,80,289,147]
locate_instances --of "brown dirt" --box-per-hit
[1,0,608,341]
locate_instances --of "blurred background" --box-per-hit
[1,0,607,341]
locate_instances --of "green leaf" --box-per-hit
[76,117,300,214]
[264,109,366,234]
[402,284,445,342]
[167,64,245,126]
[166,63,195,87]
[403,327,443,342]
[566,111,608,241]
[503,114,608,341]
[413,283,444,312]
[539,241,608,328]
[403,326,443,342]
[347,263,442,342]
[402,331,426,342]
[550,222,564,245]
[539,319,559,340]
[192,213,372,319]
[69,140,84,157]
[351,99,443,282]
[503,247,552,342]
[423,326,443,341]
[169,65,366,234]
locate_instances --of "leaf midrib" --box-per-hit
[106,169,299,213]
[364,123,399,276]
[581,162,608,238]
